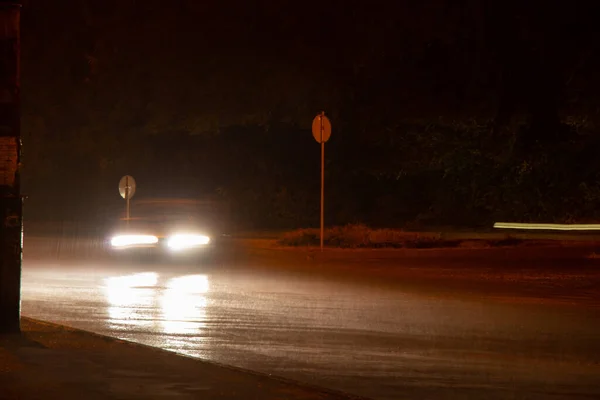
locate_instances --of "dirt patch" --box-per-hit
[236,238,600,307]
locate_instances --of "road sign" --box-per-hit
[312,112,332,252]
[312,113,332,143]
[119,175,136,222]
[119,175,136,200]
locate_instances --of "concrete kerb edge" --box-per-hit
[20,316,373,400]
[236,238,595,256]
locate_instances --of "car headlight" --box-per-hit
[167,234,210,250]
[110,234,159,247]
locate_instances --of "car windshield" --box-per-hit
[115,197,219,235]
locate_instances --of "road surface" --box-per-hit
[21,239,600,399]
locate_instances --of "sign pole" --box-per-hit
[320,112,325,252]
[125,176,130,225]
[312,111,331,253]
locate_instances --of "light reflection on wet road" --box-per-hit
[21,261,600,400]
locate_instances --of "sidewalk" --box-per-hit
[0,318,361,400]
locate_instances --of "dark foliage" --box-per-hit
[19,0,600,229]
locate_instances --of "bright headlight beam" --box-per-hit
[494,222,600,231]
[167,234,210,250]
[110,234,159,247]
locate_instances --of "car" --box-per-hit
[107,197,221,262]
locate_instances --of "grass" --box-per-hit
[275,224,518,249]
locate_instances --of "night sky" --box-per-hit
[18,1,600,230]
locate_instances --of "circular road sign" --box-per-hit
[312,113,332,143]
[119,175,136,200]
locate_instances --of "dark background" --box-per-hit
[19,0,600,231]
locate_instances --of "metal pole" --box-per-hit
[0,2,22,334]
[320,112,325,251]
[125,176,130,225]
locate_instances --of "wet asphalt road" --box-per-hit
[20,243,600,400]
